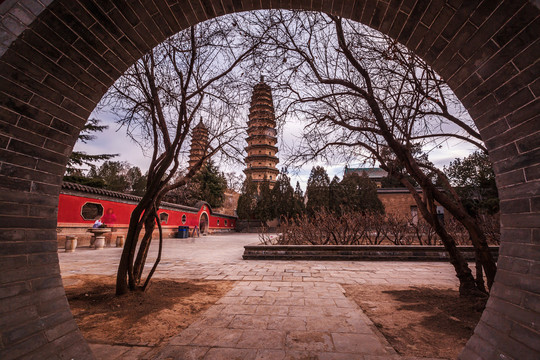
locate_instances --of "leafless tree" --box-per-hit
[479,213,501,246]
[363,212,388,245]
[383,214,411,245]
[410,218,440,246]
[254,11,494,295]
[224,172,245,193]
[101,16,264,295]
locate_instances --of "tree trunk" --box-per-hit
[387,143,497,290]
[133,215,157,285]
[475,248,487,293]
[456,214,497,289]
[420,181,497,289]
[429,209,478,296]
[115,193,156,295]
[358,85,498,290]
[142,209,164,291]
[116,204,145,295]
[399,178,480,296]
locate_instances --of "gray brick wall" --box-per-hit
[0,0,51,57]
[0,0,538,359]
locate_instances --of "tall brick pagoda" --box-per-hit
[244,76,279,187]
[188,118,209,171]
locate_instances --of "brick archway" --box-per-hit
[0,1,538,358]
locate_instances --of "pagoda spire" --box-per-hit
[244,78,279,187]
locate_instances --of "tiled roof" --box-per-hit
[61,182,236,219]
[376,188,423,193]
[194,119,207,130]
[62,181,141,201]
[344,167,388,178]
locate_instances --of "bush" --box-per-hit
[262,209,500,246]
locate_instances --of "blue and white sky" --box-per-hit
[76,106,477,191]
[75,10,480,191]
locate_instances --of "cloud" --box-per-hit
[74,111,152,171]
[80,98,476,192]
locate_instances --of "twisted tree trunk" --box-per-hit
[396,174,481,296]
[116,197,155,295]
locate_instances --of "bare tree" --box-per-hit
[384,214,410,245]
[224,172,245,193]
[410,218,439,246]
[255,11,494,295]
[364,212,388,245]
[101,16,263,295]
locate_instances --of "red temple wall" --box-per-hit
[57,193,236,248]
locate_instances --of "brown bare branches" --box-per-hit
[268,209,498,247]
[249,10,497,294]
[107,15,261,295]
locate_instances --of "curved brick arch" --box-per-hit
[0,1,538,358]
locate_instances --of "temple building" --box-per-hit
[188,119,209,172]
[343,166,445,220]
[244,76,279,188]
[344,166,388,188]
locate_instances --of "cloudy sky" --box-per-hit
[77,103,477,191]
[75,11,480,191]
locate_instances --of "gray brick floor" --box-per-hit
[59,234,454,359]
[151,281,397,359]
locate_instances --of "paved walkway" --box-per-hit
[59,234,457,359]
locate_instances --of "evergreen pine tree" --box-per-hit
[271,169,296,220]
[338,172,385,214]
[236,175,258,220]
[191,160,228,208]
[126,167,147,196]
[292,181,306,218]
[88,161,131,192]
[255,177,274,224]
[305,166,330,216]
[329,175,342,213]
[66,119,118,174]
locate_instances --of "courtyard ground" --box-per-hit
[64,276,234,348]
[59,233,478,359]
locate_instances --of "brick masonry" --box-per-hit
[378,190,426,218]
[0,1,538,359]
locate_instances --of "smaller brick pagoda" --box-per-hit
[188,118,209,172]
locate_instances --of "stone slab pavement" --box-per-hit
[59,233,457,359]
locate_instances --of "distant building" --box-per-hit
[188,119,209,172]
[344,166,388,188]
[377,188,445,223]
[342,166,446,219]
[244,76,279,188]
[215,189,240,217]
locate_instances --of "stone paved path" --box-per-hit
[153,281,396,359]
[59,234,455,359]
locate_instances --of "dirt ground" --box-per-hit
[64,275,234,347]
[343,285,486,359]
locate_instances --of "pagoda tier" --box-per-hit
[246,134,278,143]
[244,166,280,183]
[245,144,278,153]
[246,129,277,139]
[244,76,279,188]
[247,118,276,127]
[245,154,279,164]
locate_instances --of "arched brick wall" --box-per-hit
[0,1,538,358]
